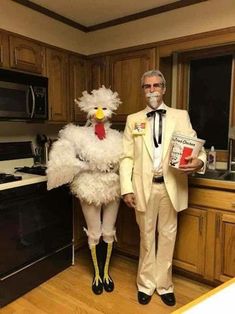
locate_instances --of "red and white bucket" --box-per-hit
[169,133,205,169]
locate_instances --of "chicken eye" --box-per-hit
[102,108,107,110]
[94,107,98,110]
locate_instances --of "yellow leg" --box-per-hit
[103,242,114,292]
[90,245,103,294]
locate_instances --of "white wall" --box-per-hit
[0,0,234,55]
[86,0,235,54]
[0,0,87,54]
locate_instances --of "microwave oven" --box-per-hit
[0,68,48,120]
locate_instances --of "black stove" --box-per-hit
[0,173,22,184]
[15,166,47,176]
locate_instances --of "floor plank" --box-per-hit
[1,248,212,313]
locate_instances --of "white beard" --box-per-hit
[146,91,160,109]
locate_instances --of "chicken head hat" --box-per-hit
[75,86,122,140]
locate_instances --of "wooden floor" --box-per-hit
[1,248,212,314]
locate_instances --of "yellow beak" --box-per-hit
[95,107,105,120]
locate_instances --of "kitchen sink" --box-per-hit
[193,170,227,180]
[219,172,235,181]
[193,170,235,181]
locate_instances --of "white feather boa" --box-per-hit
[47,123,123,206]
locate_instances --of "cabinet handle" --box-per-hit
[199,215,203,235]
[0,45,3,64]
[216,214,220,237]
[14,48,18,65]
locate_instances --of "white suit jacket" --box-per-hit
[119,105,207,212]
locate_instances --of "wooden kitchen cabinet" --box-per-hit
[0,32,9,68]
[114,184,235,285]
[108,48,156,122]
[214,212,235,282]
[173,207,207,276]
[115,201,140,257]
[88,56,108,91]
[174,185,235,284]
[9,35,45,74]
[69,54,88,122]
[46,48,69,122]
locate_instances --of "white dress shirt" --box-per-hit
[146,102,167,175]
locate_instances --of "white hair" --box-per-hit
[75,85,122,117]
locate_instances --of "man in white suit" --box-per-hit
[119,70,206,306]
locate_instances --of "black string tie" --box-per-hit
[146,109,166,147]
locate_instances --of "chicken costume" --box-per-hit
[47,86,123,295]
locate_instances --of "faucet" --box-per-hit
[228,127,235,173]
[228,139,235,172]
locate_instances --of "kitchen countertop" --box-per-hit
[0,173,47,191]
[189,175,235,191]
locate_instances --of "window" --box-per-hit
[188,55,232,150]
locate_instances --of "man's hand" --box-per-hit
[179,156,204,175]
[122,193,137,209]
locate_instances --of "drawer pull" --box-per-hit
[0,45,3,64]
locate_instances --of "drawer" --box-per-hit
[189,188,235,211]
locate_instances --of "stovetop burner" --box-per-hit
[15,166,47,176]
[0,173,22,184]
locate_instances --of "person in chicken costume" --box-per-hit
[47,86,123,295]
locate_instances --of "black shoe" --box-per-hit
[103,275,114,292]
[92,277,103,295]
[160,293,176,306]
[137,291,152,305]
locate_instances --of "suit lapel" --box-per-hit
[162,107,176,160]
[143,118,153,160]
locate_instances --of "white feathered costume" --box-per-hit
[47,86,123,247]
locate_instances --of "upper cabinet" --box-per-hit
[108,48,156,122]
[46,48,69,122]
[9,36,45,74]
[0,31,9,67]
[88,56,108,90]
[69,55,88,122]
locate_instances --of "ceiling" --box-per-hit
[12,0,207,32]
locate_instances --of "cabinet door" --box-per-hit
[109,48,155,122]
[46,48,69,122]
[9,36,44,74]
[115,201,140,257]
[215,212,235,282]
[173,207,207,276]
[69,55,88,122]
[88,56,108,90]
[73,198,87,249]
[0,32,9,67]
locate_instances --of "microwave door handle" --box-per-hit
[29,85,35,118]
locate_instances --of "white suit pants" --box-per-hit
[135,183,177,295]
[80,200,119,248]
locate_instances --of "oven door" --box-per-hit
[0,183,72,278]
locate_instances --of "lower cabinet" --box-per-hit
[73,185,235,285]
[214,212,235,282]
[115,201,140,257]
[175,186,235,284]
[173,207,207,276]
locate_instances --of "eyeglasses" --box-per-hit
[142,83,164,89]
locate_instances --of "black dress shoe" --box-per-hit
[92,276,103,295]
[103,276,114,292]
[138,291,152,305]
[160,292,176,306]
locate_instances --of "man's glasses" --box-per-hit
[142,83,164,89]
